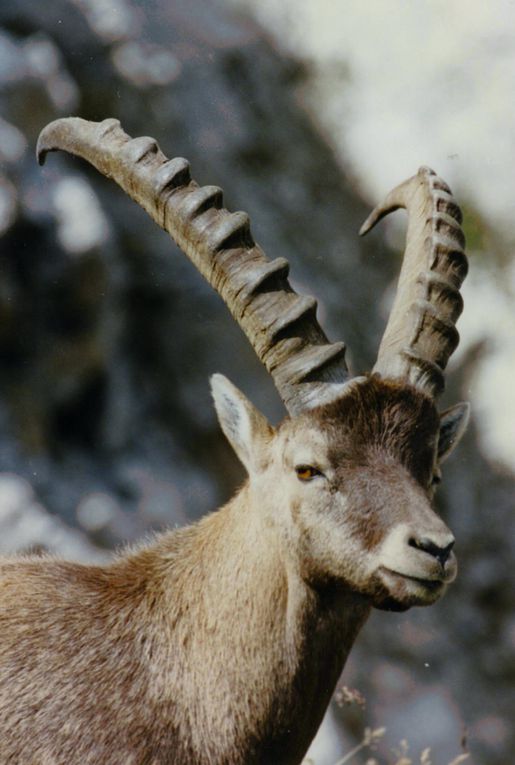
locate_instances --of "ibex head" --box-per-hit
[212,373,467,612]
[37,119,470,613]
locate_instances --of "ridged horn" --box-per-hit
[360,166,468,398]
[37,117,351,415]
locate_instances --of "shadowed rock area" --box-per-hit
[0,1,512,763]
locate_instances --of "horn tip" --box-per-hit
[36,117,77,166]
[359,202,394,237]
[36,121,58,166]
[36,117,121,166]
[359,207,382,237]
[358,215,374,237]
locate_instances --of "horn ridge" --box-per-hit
[37,117,351,414]
[361,166,468,398]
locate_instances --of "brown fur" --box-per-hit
[0,377,464,764]
[320,375,439,486]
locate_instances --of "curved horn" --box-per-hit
[37,117,351,415]
[360,166,468,398]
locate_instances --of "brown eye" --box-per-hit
[295,465,323,482]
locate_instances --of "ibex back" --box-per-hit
[0,118,470,765]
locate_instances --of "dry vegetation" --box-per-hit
[303,687,470,765]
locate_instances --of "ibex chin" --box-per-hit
[0,118,470,765]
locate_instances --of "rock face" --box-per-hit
[0,1,513,764]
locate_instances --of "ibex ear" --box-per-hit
[210,374,273,474]
[437,402,470,463]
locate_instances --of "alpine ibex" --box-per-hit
[0,118,470,765]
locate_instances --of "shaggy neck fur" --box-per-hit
[119,488,370,764]
[0,488,370,765]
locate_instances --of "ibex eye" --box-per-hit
[295,465,323,482]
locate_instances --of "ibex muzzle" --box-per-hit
[0,118,470,764]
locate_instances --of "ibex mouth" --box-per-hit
[385,569,444,590]
[376,566,448,610]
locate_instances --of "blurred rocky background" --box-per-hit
[0,1,512,763]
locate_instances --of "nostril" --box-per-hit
[409,536,455,565]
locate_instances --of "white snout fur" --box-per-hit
[377,522,457,583]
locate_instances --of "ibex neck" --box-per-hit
[146,487,370,764]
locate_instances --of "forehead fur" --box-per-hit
[284,376,440,483]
